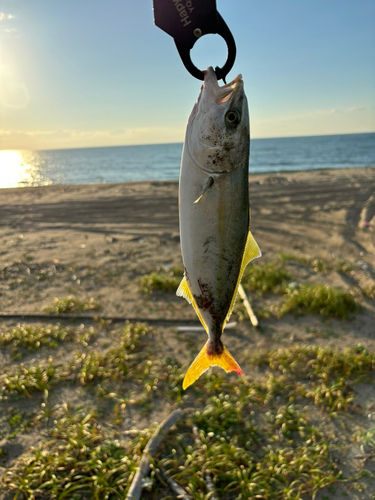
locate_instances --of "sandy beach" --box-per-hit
[1,167,375,499]
[0,167,374,317]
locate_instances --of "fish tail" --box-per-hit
[182,341,242,390]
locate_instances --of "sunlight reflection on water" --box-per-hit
[0,150,53,189]
[0,134,373,189]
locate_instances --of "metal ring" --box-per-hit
[175,13,236,82]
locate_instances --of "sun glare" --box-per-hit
[0,150,37,188]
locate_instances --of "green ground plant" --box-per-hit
[250,344,374,415]
[44,296,100,314]
[363,284,375,300]
[279,284,358,319]
[242,262,292,294]
[238,259,358,320]
[278,253,353,275]
[0,408,35,439]
[1,361,57,399]
[140,267,183,293]
[158,391,339,499]
[0,324,95,359]
[2,323,375,499]
[4,405,138,499]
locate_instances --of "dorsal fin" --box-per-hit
[222,229,261,329]
[176,276,208,333]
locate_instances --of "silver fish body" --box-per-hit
[177,67,261,388]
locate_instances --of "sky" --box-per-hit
[0,0,374,151]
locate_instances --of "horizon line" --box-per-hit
[1,130,374,153]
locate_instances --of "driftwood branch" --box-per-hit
[353,451,375,463]
[0,313,206,327]
[126,409,182,500]
[192,426,219,500]
[238,284,258,327]
[204,472,219,500]
[161,467,192,499]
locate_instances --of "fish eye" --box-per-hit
[225,109,241,127]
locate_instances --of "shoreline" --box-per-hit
[1,165,374,193]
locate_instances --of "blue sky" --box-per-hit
[0,0,374,150]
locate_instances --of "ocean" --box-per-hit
[0,132,374,189]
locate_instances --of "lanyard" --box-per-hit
[153,0,236,83]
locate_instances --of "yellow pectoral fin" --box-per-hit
[182,343,243,390]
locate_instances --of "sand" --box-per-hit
[1,167,375,498]
[0,167,374,318]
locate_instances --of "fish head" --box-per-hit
[187,67,249,175]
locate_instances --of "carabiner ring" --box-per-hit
[174,13,236,82]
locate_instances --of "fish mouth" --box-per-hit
[188,67,243,122]
[202,67,243,104]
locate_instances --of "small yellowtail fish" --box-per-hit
[177,67,261,390]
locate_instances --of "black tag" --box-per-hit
[153,0,218,48]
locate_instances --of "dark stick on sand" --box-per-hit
[0,313,203,326]
[192,426,219,500]
[161,467,192,499]
[126,409,181,500]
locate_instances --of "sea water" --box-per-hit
[0,133,374,189]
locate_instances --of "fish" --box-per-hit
[177,67,261,390]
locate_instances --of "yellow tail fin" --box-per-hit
[182,343,243,390]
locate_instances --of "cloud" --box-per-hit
[0,12,16,34]
[0,126,186,150]
[255,106,371,125]
[109,128,126,136]
[251,105,375,139]
[0,12,13,21]
[306,106,367,117]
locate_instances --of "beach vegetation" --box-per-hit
[0,323,95,359]
[1,408,35,439]
[334,259,354,274]
[353,428,375,451]
[1,360,57,399]
[140,267,183,293]
[242,262,292,294]
[279,283,358,319]
[44,296,100,314]
[278,252,329,271]
[4,405,137,499]
[279,253,354,275]
[362,284,375,300]
[310,257,330,273]
[250,344,374,414]
[2,318,375,499]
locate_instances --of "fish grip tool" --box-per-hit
[153,0,236,82]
